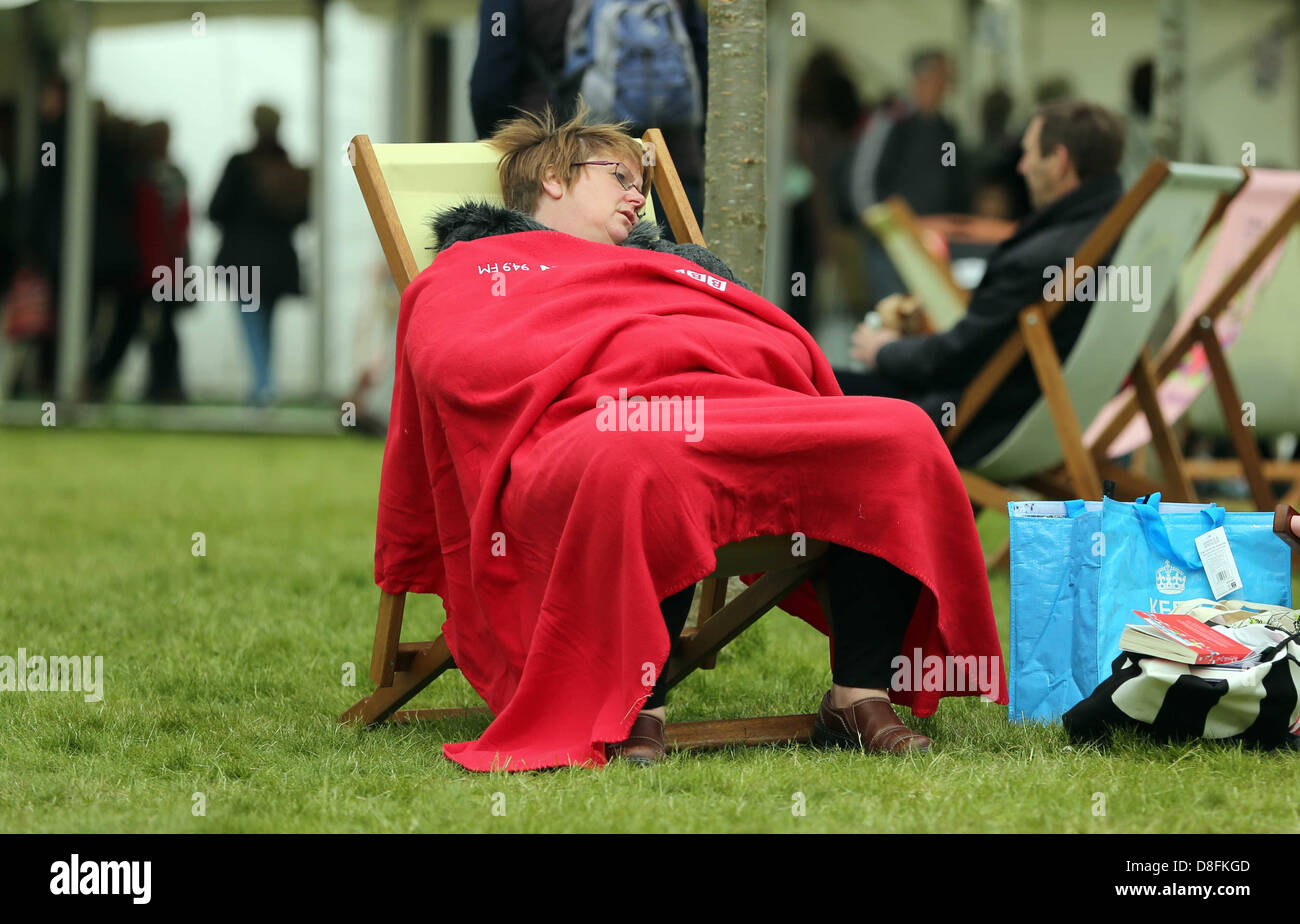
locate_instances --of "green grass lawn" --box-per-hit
[1,429,1297,833]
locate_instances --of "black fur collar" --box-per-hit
[429,200,667,253]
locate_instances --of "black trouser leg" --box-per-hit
[833,367,912,399]
[146,302,184,400]
[823,543,921,690]
[645,584,695,709]
[646,543,919,708]
[89,286,144,388]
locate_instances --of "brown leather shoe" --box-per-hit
[812,691,932,754]
[605,713,666,766]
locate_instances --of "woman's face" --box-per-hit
[534,151,647,245]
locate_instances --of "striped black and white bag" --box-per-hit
[1063,635,1300,749]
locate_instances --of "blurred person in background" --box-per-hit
[837,100,1126,466]
[133,120,190,403]
[849,49,967,304]
[873,49,968,219]
[209,104,309,406]
[469,0,709,240]
[1034,75,1075,106]
[1119,58,1210,188]
[0,98,50,397]
[0,103,16,292]
[83,113,148,401]
[969,86,1030,222]
[470,0,582,136]
[784,49,866,333]
[9,74,69,396]
[1120,59,1157,189]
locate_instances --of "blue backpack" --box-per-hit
[564,0,703,128]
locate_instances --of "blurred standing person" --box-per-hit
[970,86,1030,222]
[874,50,967,216]
[0,104,17,295]
[839,100,1125,465]
[846,89,900,219]
[14,75,69,396]
[786,49,864,332]
[1119,60,1156,188]
[469,0,573,137]
[469,0,708,238]
[1119,59,1208,188]
[853,50,967,302]
[208,104,309,406]
[84,110,144,401]
[134,121,190,403]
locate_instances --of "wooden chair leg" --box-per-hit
[371,590,406,686]
[1019,306,1103,500]
[985,540,1011,571]
[956,468,1016,571]
[1097,461,1166,500]
[1129,346,1198,503]
[341,635,457,727]
[1025,468,1076,499]
[1130,444,1149,478]
[959,467,1019,511]
[694,578,727,670]
[1199,324,1274,509]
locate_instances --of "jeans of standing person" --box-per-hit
[239,301,275,405]
[645,543,921,709]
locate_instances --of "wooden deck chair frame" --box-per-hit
[944,161,1245,568]
[862,196,970,331]
[340,130,833,751]
[1086,182,1300,511]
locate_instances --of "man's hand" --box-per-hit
[874,293,928,334]
[849,322,902,369]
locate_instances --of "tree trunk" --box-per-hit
[704,0,767,294]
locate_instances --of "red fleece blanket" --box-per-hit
[375,228,1006,771]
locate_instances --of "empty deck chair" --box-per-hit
[1086,169,1300,509]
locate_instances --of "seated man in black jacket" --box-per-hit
[839,100,1126,465]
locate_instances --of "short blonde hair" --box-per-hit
[487,99,652,215]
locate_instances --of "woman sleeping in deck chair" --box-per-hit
[375,105,1006,771]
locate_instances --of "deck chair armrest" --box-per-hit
[641,128,704,247]
[351,134,419,293]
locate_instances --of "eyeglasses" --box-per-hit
[571,160,647,196]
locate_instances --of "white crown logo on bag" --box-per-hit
[1155,559,1187,595]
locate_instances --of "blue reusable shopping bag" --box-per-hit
[1008,499,1101,723]
[1096,494,1293,684]
[1007,495,1263,723]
